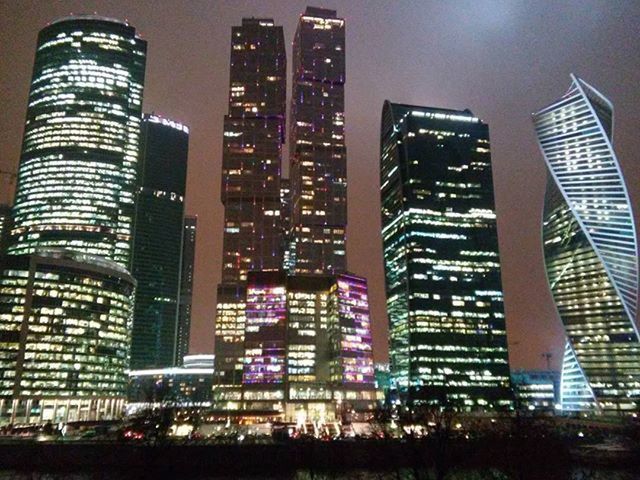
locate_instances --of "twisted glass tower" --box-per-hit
[534,75,640,413]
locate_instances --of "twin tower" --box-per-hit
[213,9,377,419]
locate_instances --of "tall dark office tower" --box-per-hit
[214,18,286,403]
[8,17,146,268]
[131,114,189,369]
[380,101,512,409]
[176,215,197,365]
[289,7,347,275]
[534,75,639,413]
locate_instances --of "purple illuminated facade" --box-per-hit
[239,271,376,420]
[332,275,375,386]
[243,273,287,390]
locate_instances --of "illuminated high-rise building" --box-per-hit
[8,16,146,269]
[241,271,376,421]
[213,11,376,416]
[0,16,146,424]
[220,18,286,283]
[214,18,286,402]
[0,250,135,425]
[380,101,512,409]
[176,215,197,364]
[534,75,640,413]
[130,114,189,369]
[289,7,347,274]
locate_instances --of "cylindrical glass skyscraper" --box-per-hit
[0,16,146,425]
[9,16,147,268]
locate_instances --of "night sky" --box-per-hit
[1,0,639,371]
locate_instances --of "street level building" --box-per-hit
[380,101,512,410]
[0,250,135,424]
[511,370,559,412]
[534,75,640,413]
[127,354,214,409]
[214,271,376,422]
[8,16,146,269]
[130,114,189,369]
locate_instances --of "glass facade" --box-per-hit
[130,114,189,369]
[289,7,347,275]
[213,10,375,417]
[380,101,512,409]
[0,16,147,425]
[214,18,286,401]
[511,370,559,412]
[8,17,146,269]
[240,271,376,420]
[213,284,246,403]
[220,18,286,283]
[0,250,135,424]
[176,215,197,365]
[243,272,288,406]
[534,75,640,413]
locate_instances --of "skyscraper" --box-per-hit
[380,101,512,409]
[130,114,189,369]
[8,16,146,269]
[176,215,197,364]
[214,18,286,401]
[289,7,347,275]
[0,16,146,424]
[534,75,639,413]
[220,18,286,283]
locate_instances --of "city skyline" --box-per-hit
[1,1,640,371]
